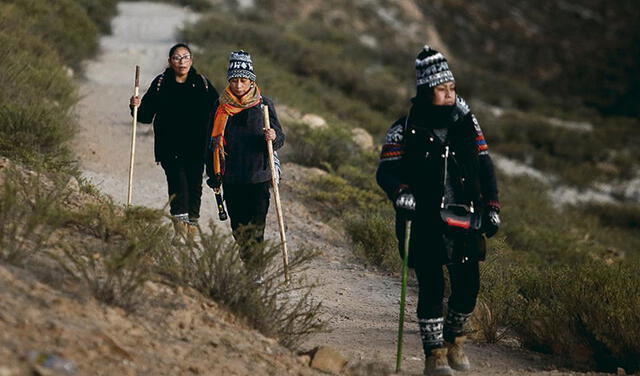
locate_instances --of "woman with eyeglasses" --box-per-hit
[129,43,219,240]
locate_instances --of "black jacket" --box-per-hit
[205,96,285,185]
[134,67,219,162]
[376,96,499,266]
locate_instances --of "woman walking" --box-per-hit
[130,43,219,239]
[376,45,501,375]
[205,50,285,265]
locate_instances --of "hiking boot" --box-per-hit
[172,220,189,245]
[186,223,198,242]
[424,348,454,376]
[447,336,471,371]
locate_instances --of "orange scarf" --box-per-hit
[210,85,262,178]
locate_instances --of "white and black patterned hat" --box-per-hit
[415,45,455,88]
[227,50,256,82]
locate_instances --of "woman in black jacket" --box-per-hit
[376,46,501,376]
[205,50,284,264]
[130,43,219,239]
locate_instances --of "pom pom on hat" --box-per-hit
[415,45,455,88]
[227,50,256,82]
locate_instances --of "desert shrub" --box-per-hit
[344,209,400,272]
[0,104,76,171]
[129,0,211,11]
[284,121,361,171]
[54,203,171,310]
[510,261,640,373]
[1,0,100,70]
[303,174,385,219]
[474,240,524,343]
[0,167,68,265]
[0,1,105,172]
[157,222,324,348]
[73,0,119,33]
[184,15,394,136]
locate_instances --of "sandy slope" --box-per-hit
[68,2,615,375]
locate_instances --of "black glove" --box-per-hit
[484,205,501,238]
[206,176,221,189]
[395,190,416,220]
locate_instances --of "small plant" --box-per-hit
[344,209,400,272]
[159,222,324,348]
[54,203,171,310]
[474,241,524,343]
[0,167,66,265]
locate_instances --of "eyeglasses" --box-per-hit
[171,54,192,63]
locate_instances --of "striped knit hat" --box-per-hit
[415,45,455,88]
[227,50,256,82]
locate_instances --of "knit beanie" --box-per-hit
[227,50,256,82]
[415,45,455,88]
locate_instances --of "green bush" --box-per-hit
[0,1,102,172]
[74,0,119,33]
[184,14,394,136]
[2,0,100,70]
[283,121,361,172]
[474,240,523,343]
[344,209,400,272]
[508,261,640,372]
[0,104,76,171]
[303,174,385,219]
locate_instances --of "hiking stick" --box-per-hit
[396,219,412,373]
[127,65,140,206]
[213,187,228,221]
[263,105,289,284]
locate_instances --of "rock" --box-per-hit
[0,157,10,170]
[617,367,626,375]
[351,128,374,151]
[277,105,303,122]
[0,366,19,376]
[297,354,311,366]
[301,114,327,129]
[359,34,377,48]
[65,177,80,194]
[307,346,348,374]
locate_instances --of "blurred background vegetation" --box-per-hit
[0,0,639,372]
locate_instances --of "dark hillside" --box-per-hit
[419,0,640,116]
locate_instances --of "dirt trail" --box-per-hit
[71,3,611,375]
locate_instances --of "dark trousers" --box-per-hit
[223,181,271,262]
[160,158,204,220]
[415,261,480,321]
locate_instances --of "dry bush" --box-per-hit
[158,222,324,348]
[0,167,67,265]
[474,241,523,343]
[53,203,171,310]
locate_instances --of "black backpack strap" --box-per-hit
[199,74,209,92]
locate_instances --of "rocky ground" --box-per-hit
[0,2,621,376]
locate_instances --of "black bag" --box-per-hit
[439,145,482,233]
[440,203,482,232]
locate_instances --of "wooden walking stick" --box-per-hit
[262,104,289,283]
[127,65,140,206]
[396,219,412,373]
